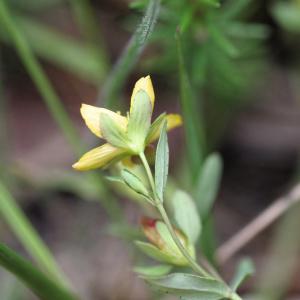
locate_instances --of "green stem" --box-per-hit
[139,152,211,278]
[139,151,242,299]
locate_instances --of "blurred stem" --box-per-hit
[0,1,80,152]
[0,243,76,300]
[0,0,123,222]
[0,181,69,286]
[0,54,9,180]
[139,152,211,278]
[70,0,109,73]
[100,0,160,109]
[217,183,300,265]
[256,202,300,300]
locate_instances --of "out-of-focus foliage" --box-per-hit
[132,0,269,149]
[272,0,300,33]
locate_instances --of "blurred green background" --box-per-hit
[1,0,300,299]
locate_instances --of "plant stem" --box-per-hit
[139,152,211,278]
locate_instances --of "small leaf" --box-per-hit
[230,258,255,291]
[99,113,129,148]
[134,265,172,277]
[127,90,152,153]
[155,120,169,201]
[194,153,223,219]
[171,190,201,244]
[146,273,230,298]
[121,169,150,198]
[0,243,76,300]
[135,241,172,263]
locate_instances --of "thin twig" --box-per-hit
[217,183,300,265]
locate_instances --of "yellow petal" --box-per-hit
[72,143,127,171]
[130,75,155,111]
[148,114,183,143]
[80,104,128,138]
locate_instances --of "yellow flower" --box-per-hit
[73,76,182,171]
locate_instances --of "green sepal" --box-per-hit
[99,113,129,149]
[145,112,166,144]
[127,90,152,153]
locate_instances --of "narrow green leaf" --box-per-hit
[100,0,160,108]
[208,24,239,57]
[121,169,150,198]
[230,258,255,291]
[134,264,172,277]
[145,113,166,144]
[0,181,67,285]
[0,14,106,85]
[0,243,76,300]
[222,0,251,20]
[171,190,201,244]
[176,30,206,178]
[155,120,169,201]
[181,294,223,300]
[194,153,223,219]
[147,273,230,298]
[0,1,80,153]
[127,90,153,152]
[99,113,129,148]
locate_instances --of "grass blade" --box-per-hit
[0,243,76,300]
[0,0,80,152]
[0,181,68,285]
[100,0,160,108]
[0,14,107,84]
[0,0,123,222]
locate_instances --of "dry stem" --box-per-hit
[217,183,300,265]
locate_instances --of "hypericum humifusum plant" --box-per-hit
[73,76,246,300]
